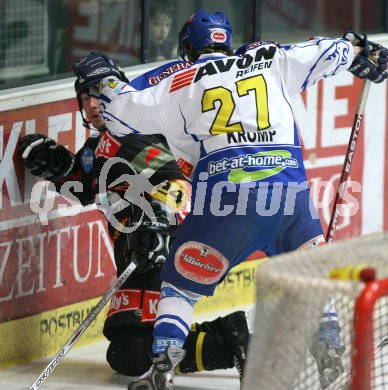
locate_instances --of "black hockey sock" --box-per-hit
[193,310,249,336]
[179,331,233,373]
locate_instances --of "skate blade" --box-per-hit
[128,378,155,390]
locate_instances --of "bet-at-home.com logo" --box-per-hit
[207,150,298,183]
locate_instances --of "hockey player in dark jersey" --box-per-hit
[18,59,250,381]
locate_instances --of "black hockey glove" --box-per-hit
[344,31,388,83]
[72,51,122,97]
[124,201,171,274]
[19,134,74,181]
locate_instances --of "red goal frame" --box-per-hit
[351,278,388,390]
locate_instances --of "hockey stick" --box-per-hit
[374,336,388,357]
[28,260,138,390]
[326,79,371,243]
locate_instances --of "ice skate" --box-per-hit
[309,320,345,389]
[227,311,250,382]
[225,310,250,336]
[231,333,249,382]
[128,345,186,390]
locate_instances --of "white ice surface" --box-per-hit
[0,338,241,390]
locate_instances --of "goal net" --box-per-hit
[243,232,388,390]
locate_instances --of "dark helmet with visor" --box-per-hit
[74,52,128,130]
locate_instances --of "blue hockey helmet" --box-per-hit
[178,10,232,59]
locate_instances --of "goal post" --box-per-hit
[351,278,388,390]
[242,232,388,390]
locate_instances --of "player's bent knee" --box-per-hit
[106,334,153,376]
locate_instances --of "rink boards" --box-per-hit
[0,258,261,369]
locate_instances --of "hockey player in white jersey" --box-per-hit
[73,9,388,390]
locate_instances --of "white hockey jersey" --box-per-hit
[99,38,354,196]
